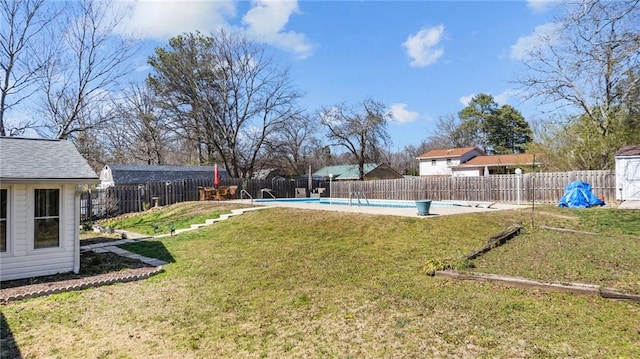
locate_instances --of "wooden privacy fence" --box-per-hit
[80,170,614,220]
[331,170,616,204]
[81,177,330,220]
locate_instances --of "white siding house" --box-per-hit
[451,153,538,177]
[416,147,484,177]
[0,137,98,281]
[615,144,640,201]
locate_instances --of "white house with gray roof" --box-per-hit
[0,137,99,281]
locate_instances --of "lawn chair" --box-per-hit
[215,186,229,201]
[198,186,216,201]
[295,188,307,198]
[226,186,238,200]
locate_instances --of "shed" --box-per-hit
[99,164,230,188]
[615,144,640,201]
[0,137,99,281]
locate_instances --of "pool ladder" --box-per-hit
[240,189,253,204]
[349,191,369,207]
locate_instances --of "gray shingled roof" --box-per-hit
[0,137,98,182]
[104,164,230,185]
[616,144,640,156]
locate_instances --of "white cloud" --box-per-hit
[390,103,419,124]
[510,22,561,61]
[526,0,557,13]
[494,89,519,105]
[115,0,236,41]
[403,25,445,68]
[242,0,315,59]
[114,0,314,59]
[134,64,150,72]
[459,90,521,107]
[459,94,474,106]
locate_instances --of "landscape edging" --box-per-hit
[435,270,640,302]
[1,267,164,304]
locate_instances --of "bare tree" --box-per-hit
[148,30,303,178]
[519,1,640,117]
[73,126,108,171]
[0,0,60,136]
[386,144,424,176]
[267,113,322,177]
[320,98,391,180]
[108,84,170,165]
[516,0,639,167]
[428,113,477,148]
[37,0,137,141]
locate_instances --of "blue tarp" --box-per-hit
[558,181,605,208]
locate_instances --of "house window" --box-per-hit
[447,159,452,165]
[431,160,436,166]
[34,189,60,249]
[0,189,6,252]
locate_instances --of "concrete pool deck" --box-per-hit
[232,199,528,218]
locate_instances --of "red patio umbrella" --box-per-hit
[214,164,221,188]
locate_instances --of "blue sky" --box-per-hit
[115,0,559,150]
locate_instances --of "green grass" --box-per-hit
[472,205,640,293]
[2,204,640,358]
[556,206,640,235]
[98,201,251,235]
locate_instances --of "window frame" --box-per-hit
[431,159,436,166]
[0,187,9,254]
[32,186,63,251]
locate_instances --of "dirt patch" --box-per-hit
[1,252,158,304]
[535,211,579,220]
[80,236,127,246]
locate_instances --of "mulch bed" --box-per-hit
[1,251,162,304]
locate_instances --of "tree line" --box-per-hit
[2,0,639,178]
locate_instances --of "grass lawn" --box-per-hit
[2,205,640,358]
[97,201,253,235]
[472,205,640,294]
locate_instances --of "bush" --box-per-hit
[81,221,93,231]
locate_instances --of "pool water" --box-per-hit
[254,197,321,203]
[253,197,455,208]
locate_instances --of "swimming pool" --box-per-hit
[253,197,321,203]
[253,197,457,208]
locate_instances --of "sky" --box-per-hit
[112,0,561,150]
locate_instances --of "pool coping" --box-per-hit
[232,198,528,218]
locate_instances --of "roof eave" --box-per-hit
[455,162,538,168]
[0,177,100,185]
[615,154,640,158]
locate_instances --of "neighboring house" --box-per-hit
[417,147,485,176]
[452,153,538,176]
[0,137,99,281]
[313,163,403,181]
[615,144,640,201]
[99,164,230,188]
